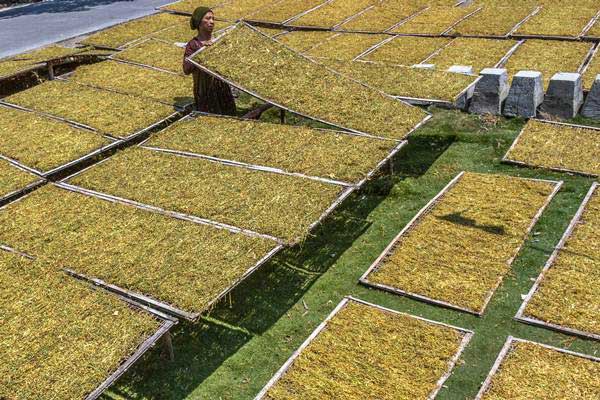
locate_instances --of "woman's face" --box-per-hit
[200,11,215,33]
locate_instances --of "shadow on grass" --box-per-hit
[104,130,457,400]
[107,319,252,400]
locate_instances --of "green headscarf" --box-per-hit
[190,6,212,30]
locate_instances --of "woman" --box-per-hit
[183,6,236,115]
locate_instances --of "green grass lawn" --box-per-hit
[104,107,599,400]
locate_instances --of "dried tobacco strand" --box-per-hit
[0,185,276,313]
[192,24,428,140]
[505,119,600,176]
[0,106,110,173]
[523,185,600,337]
[145,114,396,183]
[367,172,559,314]
[262,300,469,400]
[479,340,600,399]
[0,251,161,400]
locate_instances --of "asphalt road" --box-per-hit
[0,0,177,58]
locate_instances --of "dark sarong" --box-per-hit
[183,37,236,115]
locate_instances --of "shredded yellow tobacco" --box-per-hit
[192,25,428,140]
[0,251,161,400]
[480,340,600,399]
[0,185,275,313]
[515,5,599,38]
[69,147,344,243]
[367,172,558,314]
[114,38,185,74]
[504,39,593,88]
[323,59,477,102]
[0,106,110,173]
[505,120,600,176]
[291,0,376,28]
[393,5,480,35]
[5,80,175,138]
[306,33,388,60]
[361,35,451,66]
[264,300,467,400]
[247,0,323,23]
[523,185,599,337]
[340,0,424,32]
[0,158,38,198]
[426,38,515,73]
[451,5,536,36]
[69,60,192,107]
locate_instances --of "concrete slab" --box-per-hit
[582,74,600,119]
[470,68,509,115]
[504,70,544,118]
[540,72,583,119]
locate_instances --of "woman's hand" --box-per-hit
[200,40,213,47]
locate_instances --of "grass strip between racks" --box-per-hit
[69,60,193,107]
[504,39,593,88]
[323,59,477,102]
[426,38,516,73]
[114,38,184,74]
[69,147,344,243]
[290,0,375,28]
[80,12,188,49]
[361,35,451,66]
[0,185,275,314]
[306,33,388,61]
[450,5,536,36]
[522,185,599,337]
[0,158,38,198]
[262,299,468,400]
[366,172,559,314]
[478,340,600,399]
[0,106,111,173]
[505,120,600,176]
[340,0,424,32]
[145,114,396,183]
[514,5,599,37]
[247,0,324,23]
[0,251,161,400]
[5,80,175,138]
[192,24,428,140]
[392,5,479,35]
